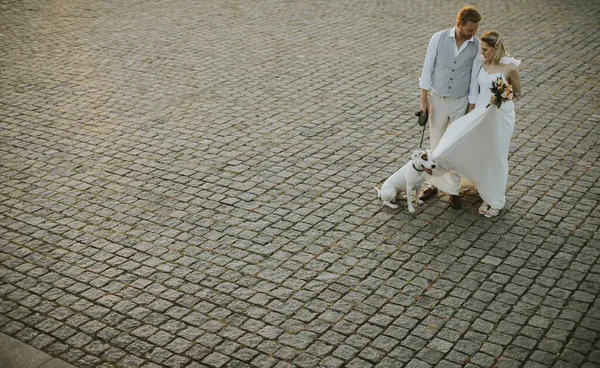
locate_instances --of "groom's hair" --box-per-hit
[457,6,481,25]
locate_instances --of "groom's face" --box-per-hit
[457,21,479,40]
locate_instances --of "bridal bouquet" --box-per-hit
[486,77,514,108]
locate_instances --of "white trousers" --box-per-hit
[428,93,469,191]
[429,93,469,149]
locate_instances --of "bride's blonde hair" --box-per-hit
[481,31,509,64]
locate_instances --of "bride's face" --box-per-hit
[481,42,496,63]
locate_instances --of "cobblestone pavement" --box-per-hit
[1,0,599,367]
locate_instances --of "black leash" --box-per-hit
[415,111,428,148]
[419,123,427,148]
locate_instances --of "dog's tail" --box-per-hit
[374,186,381,198]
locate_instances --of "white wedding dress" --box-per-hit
[428,57,520,209]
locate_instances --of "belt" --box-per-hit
[434,93,463,100]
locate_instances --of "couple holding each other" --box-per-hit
[418,5,522,218]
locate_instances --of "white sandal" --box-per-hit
[484,207,500,218]
[478,202,489,215]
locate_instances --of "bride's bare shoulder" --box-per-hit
[506,63,519,71]
[504,63,520,77]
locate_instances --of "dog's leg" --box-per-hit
[406,184,415,213]
[375,186,398,209]
[417,183,424,205]
[383,201,399,209]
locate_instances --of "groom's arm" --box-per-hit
[420,89,431,115]
[419,32,441,115]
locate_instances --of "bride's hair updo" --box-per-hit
[481,30,509,64]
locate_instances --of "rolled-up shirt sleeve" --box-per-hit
[467,39,482,104]
[419,32,441,91]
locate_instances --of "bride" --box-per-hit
[428,30,522,217]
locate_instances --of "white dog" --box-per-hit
[374,149,435,213]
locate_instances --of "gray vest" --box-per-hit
[432,29,479,98]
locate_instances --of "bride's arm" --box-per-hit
[506,64,522,100]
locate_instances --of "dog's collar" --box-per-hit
[412,163,424,172]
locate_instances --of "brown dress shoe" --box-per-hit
[450,195,462,209]
[419,187,438,201]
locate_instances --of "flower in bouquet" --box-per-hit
[486,77,514,108]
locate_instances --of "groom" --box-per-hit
[418,5,482,209]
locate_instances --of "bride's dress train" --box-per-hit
[428,57,520,209]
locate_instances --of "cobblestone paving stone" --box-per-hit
[1,0,599,367]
